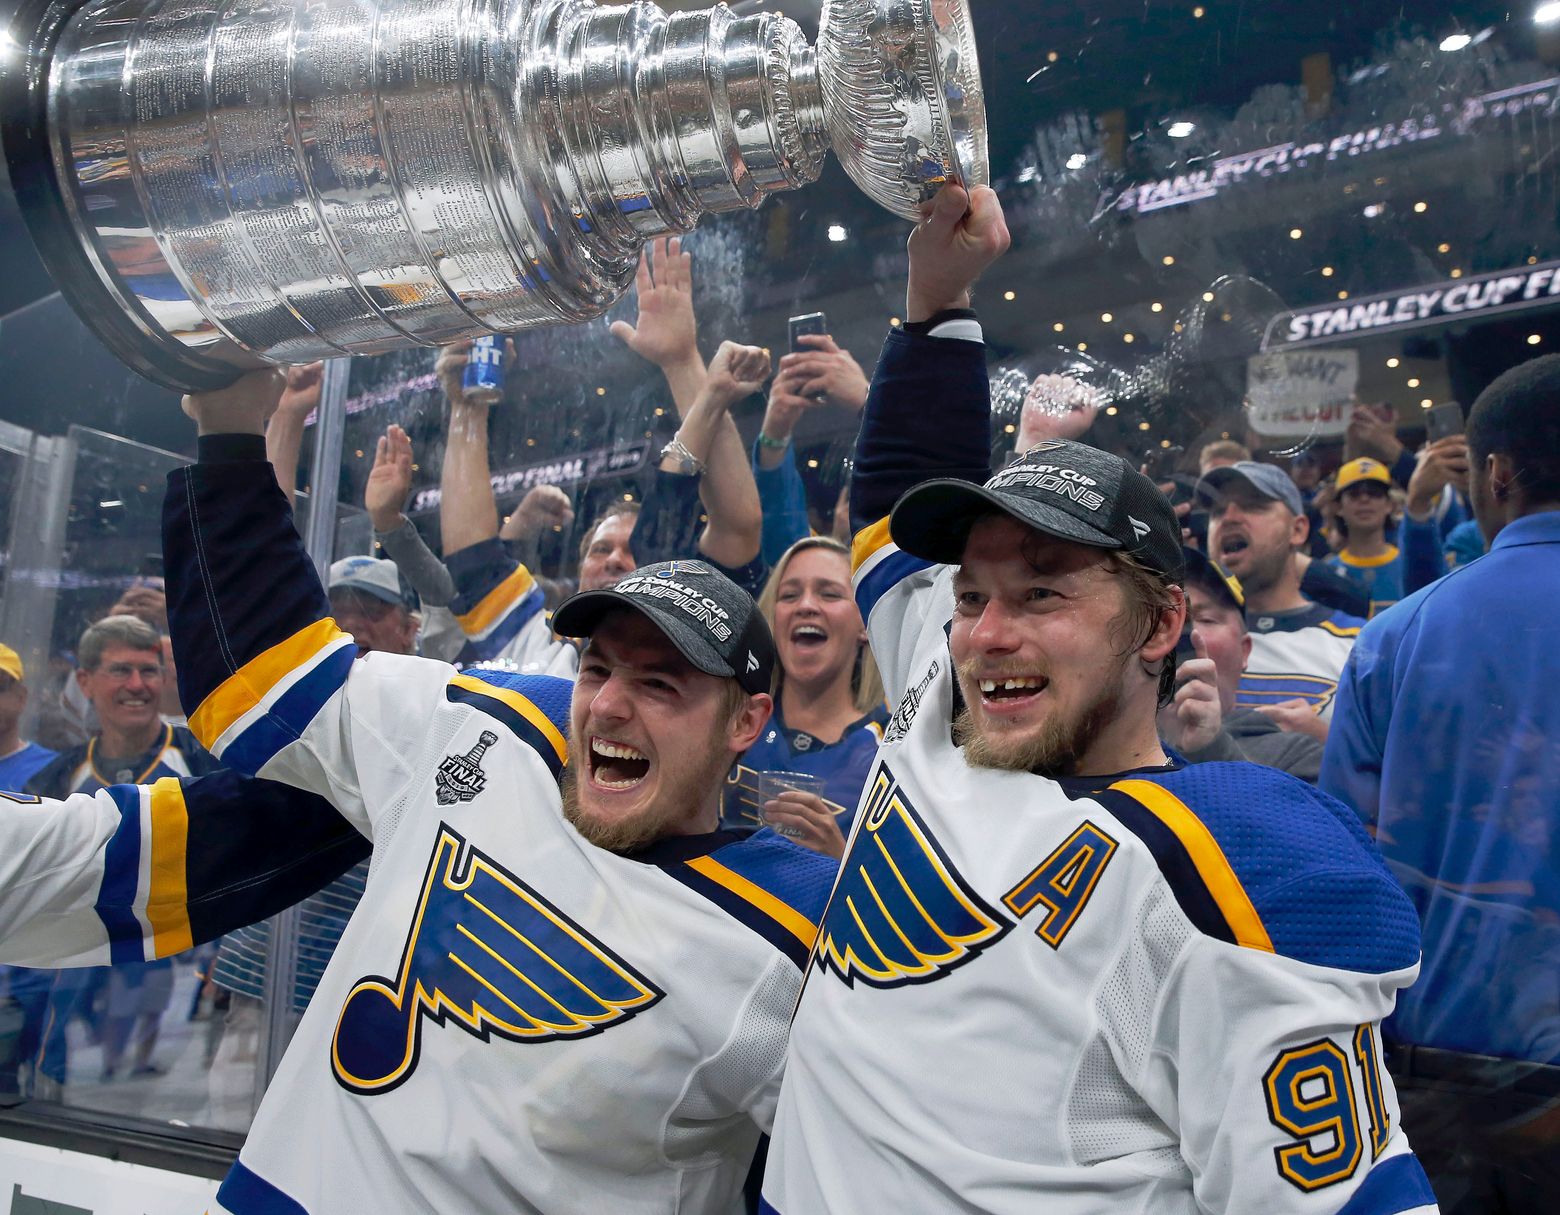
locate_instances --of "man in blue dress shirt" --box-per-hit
[1323,354,1560,1212]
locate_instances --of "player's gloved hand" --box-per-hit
[1157,630,1223,754]
[182,367,287,436]
[762,791,847,860]
[906,183,1011,322]
[1255,697,1330,743]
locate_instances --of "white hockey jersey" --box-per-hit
[443,541,580,676]
[1239,604,1365,722]
[0,773,367,968]
[760,521,1438,1214]
[162,452,836,1215]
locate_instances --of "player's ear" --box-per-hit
[1139,585,1183,664]
[727,691,772,754]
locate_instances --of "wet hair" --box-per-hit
[756,536,884,715]
[576,501,643,567]
[1467,355,1560,505]
[1104,550,1182,710]
[79,614,162,671]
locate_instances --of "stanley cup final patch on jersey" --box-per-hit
[813,763,1010,988]
[435,731,499,805]
[882,658,939,745]
[332,826,663,1094]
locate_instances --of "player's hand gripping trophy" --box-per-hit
[4,0,986,390]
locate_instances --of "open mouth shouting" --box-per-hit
[1216,531,1250,568]
[789,623,829,652]
[975,674,1049,717]
[588,736,652,791]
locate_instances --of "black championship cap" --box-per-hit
[889,440,1186,584]
[552,559,775,695]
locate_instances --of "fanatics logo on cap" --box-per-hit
[746,652,760,674]
[1128,516,1150,541]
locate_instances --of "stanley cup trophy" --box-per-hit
[1,0,986,390]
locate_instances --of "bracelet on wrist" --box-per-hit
[660,435,707,477]
[756,430,790,451]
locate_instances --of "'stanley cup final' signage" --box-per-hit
[1263,259,1560,351]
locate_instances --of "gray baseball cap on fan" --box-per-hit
[888,440,1185,583]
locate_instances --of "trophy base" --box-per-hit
[2,0,250,391]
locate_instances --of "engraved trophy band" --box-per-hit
[2,0,987,390]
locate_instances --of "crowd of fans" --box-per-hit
[0,187,1556,1209]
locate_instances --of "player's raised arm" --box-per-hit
[845,183,1009,700]
[165,371,461,834]
[0,772,367,968]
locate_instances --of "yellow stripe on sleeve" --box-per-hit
[685,855,819,951]
[146,778,193,958]
[447,673,568,768]
[189,619,354,749]
[851,517,894,575]
[1319,620,1362,638]
[1110,778,1274,953]
[455,565,537,636]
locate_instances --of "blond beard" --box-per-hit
[559,743,730,854]
[953,656,1126,776]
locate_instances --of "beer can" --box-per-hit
[462,334,505,405]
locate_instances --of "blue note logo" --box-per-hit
[332,827,662,1094]
[814,764,1009,988]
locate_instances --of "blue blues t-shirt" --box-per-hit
[0,742,56,793]
[1323,546,1407,617]
[722,703,888,833]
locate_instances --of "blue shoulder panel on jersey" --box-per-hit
[445,670,572,778]
[1336,1153,1438,1214]
[663,831,837,969]
[98,784,146,965]
[216,1159,312,1215]
[1124,764,1420,974]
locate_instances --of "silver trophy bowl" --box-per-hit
[1,0,986,390]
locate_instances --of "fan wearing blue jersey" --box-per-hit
[1324,458,1407,616]
[762,185,1437,1214]
[724,537,887,856]
[165,369,836,1215]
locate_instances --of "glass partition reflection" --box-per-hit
[0,0,1556,1192]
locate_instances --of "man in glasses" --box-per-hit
[26,614,219,799]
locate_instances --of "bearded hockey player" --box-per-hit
[165,371,835,1214]
[761,185,1438,1213]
